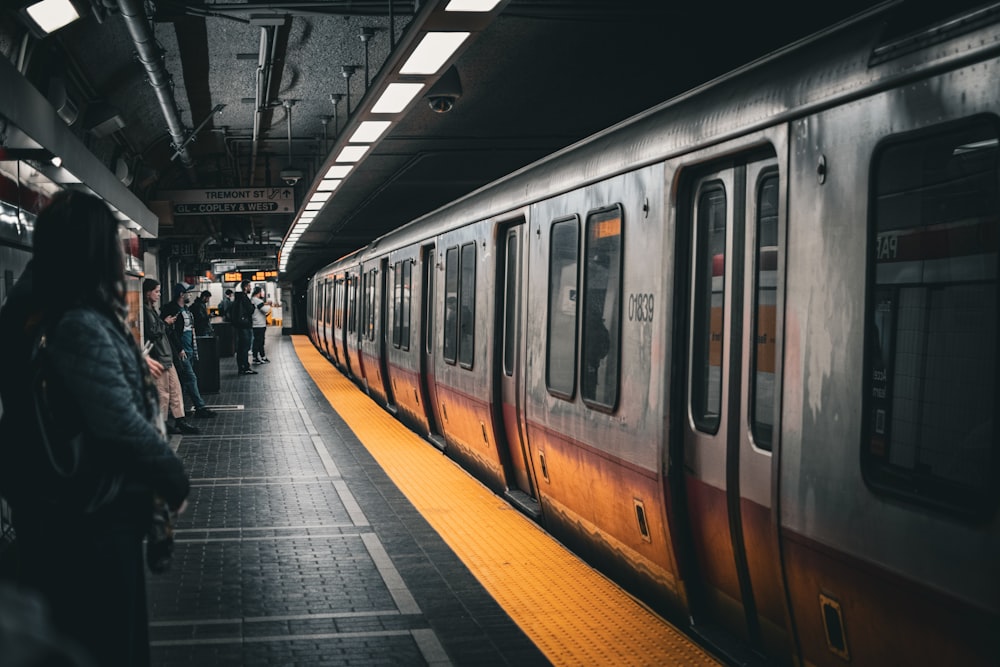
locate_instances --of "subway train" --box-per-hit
[306,3,999,665]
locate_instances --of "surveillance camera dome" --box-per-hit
[279,168,303,186]
[428,96,456,114]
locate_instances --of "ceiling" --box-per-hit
[1,0,882,284]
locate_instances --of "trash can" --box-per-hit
[214,320,234,358]
[194,335,220,394]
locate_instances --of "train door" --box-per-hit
[379,257,395,408]
[320,279,331,357]
[329,277,340,366]
[419,244,444,445]
[494,220,539,513]
[675,153,789,656]
[344,272,357,377]
[357,266,372,390]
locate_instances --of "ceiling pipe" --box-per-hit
[117,0,197,181]
[250,23,280,186]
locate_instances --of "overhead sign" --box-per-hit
[163,188,294,216]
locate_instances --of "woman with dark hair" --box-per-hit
[0,191,190,666]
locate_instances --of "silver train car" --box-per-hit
[307,4,999,664]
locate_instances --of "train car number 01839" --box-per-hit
[628,293,654,322]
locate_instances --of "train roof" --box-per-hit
[313,1,1000,277]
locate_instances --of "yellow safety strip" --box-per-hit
[294,336,720,666]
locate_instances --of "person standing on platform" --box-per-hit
[190,290,213,337]
[0,191,190,667]
[232,279,256,375]
[162,283,217,418]
[219,288,233,322]
[142,279,199,435]
[251,285,272,364]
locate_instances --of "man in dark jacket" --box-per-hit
[231,279,256,375]
[219,289,233,322]
[190,290,213,336]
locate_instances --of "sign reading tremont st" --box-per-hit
[163,188,294,215]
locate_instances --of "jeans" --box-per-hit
[236,328,253,372]
[174,353,206,409]
[252,327,266,360]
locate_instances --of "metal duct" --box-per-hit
[117,0,197,179]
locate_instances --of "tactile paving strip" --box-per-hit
[293,336,721,666]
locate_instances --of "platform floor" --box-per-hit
[149,328,721,666]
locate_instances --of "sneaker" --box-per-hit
[175,419,200,435]
[252,359,263,365]
[194,407,217,418]
[260,357,270,363]
[241,369,258,375]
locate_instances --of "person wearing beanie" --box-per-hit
[142,279,200,435]
[161,283,217,417]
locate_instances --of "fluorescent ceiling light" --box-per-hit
[324,165,352,179]
[310,191,332,203]
[298,213,316,221]
[305,202,324,211]
[371,83,424,114]
[400,32,470,75]
[317,179,341,191]
[445,0,502,10]
[349,121,392,144]
[24,0,81,34]
[335,145,369,163]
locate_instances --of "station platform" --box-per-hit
[150,328,721,666]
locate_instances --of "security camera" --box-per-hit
[279,168,303,186]
[425,66,462,114]
[427,95,456,114]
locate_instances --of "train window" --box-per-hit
[864,119,999,520]
[751,170,779,450]
[444,246,459,363]
[503,230,518,377]
[546,217,579,397]
[367,267,377,341]
[692,182,727,434]
[458,242,476,368]
[359,271,368,339]
[336,279,343,329]
[401,259,412,351]
[581,206,623,410]
[350,275,357,333]
[424,248,435,356]
[392,261,402,348]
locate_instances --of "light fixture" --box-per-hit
[325,165,353,179]
[348,121,391,144]
[310,191,332,203]
[21,0,85,36]
[445,0,503,10]
[317,179,342,191]
[305,202,324,211]
[371,83,425,114]
[400,32,470,75]
[335,145,369,163]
